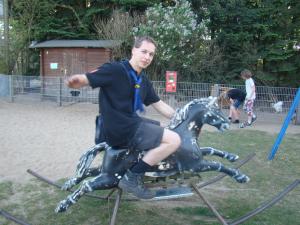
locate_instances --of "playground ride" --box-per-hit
[54,97,249,213]
[1,97,299,225]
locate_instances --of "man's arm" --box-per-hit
[65,74,89,89]
[151,100,175,119]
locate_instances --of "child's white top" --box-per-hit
[245,78,256,100]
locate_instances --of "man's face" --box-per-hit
[131,41,156,71]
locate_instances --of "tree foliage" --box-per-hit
[3,0,300,87]
[5,0,158,74]
[135,1,201,67]
[94,9,144,61]
[200,0,300,86]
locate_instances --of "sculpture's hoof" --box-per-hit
[234,174,250,183]
[227,153,239,162]
[61,179,76,191]
[55,200,69,213]
[61,183,72,191]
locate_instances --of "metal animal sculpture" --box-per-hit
[55,97,250,212]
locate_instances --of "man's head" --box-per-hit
[130,36,157,73]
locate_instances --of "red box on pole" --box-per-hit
[165,71,177,93]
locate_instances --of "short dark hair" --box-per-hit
[133,36,157,48]
[241,69,253,79]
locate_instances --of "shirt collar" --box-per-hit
[122,60,143,76]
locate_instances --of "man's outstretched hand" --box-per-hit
[65,75,88,89]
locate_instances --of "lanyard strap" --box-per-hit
[128,69,144,112]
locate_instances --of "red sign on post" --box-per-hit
[165,71,177,93]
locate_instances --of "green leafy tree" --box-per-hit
[200,0,300,86]
[8,0,167,74]
[200,0,261,83]
[134,0,208,80]
[256,0,300,86]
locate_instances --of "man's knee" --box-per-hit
[163,130,181,150]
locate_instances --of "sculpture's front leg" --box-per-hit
[61,167,101,191]
[57,146,135,212]
[56,179,93,212]
[61,142,108,190]
[200,147,239,162]
[193,160,250,183]
[56,173,119,213]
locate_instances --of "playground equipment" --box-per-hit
[268,88,300,160]
[1,97,299,225]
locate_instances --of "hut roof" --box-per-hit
[29,40,120,48]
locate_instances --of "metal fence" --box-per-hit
[153,81,299,115]
[0,75,299,123]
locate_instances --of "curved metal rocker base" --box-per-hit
[23,154,255,225]
[191,179,300,225]
[27,169,136,201]
[2,179,298,225]
[1,191,122,225]
[4,153,295,225]
[0,209,31,225]
[26,153,256,202]
[2,153,256,225]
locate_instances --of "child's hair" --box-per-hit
[240,69,252,79]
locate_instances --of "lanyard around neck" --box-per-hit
[128,68,144,112]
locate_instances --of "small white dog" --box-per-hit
[272,101,283,113]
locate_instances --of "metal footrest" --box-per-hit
[152,186,193,200]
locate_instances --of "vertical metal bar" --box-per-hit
[57,76,62,106]
[191,184,229,225]
[268,88,300,160]
[295,97,300,125]
[9,75,13,102]
[109,189,122,225]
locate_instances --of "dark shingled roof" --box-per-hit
[29,40,120,48]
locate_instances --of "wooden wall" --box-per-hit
[40,48,111,77]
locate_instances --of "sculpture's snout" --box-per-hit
[220,123,230,131]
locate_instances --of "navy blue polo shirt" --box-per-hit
[86,60,160,147]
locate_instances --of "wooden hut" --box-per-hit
[29,40,119,100]
[29,40,119,77]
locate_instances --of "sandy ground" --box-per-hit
[1,99,299,184]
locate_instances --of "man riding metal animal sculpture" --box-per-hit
[55,97,250,213]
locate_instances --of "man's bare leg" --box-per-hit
[118,129,181,199]
[142,129,181,166]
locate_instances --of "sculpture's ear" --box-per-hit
[208,96,217,106]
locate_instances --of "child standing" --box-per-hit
[240,69,257,128]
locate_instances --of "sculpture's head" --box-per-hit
[168,97,230,132]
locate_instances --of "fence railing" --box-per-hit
[0,75,299,124]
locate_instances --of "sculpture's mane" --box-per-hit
[167,98,213,129]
